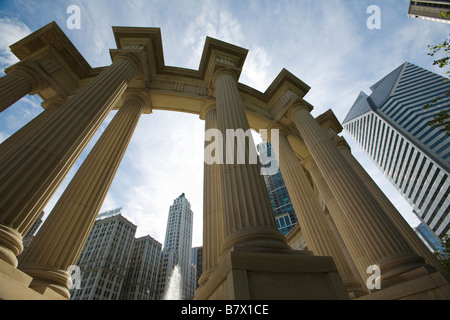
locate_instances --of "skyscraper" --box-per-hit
[257,141,298,234]
[120,235,162,300]
[70,208,137,300]
[415,222,446,253]
[190,246,203,293]
[156,193,194,300]
[342,62,450,241]
[408,0,450,24]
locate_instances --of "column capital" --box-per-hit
[109,45,146,80]
[333,136,351,152]
[121,91,151,113]
[199,101,216,120]
[41,96,66,110]
[7,62,46,94]
[266,123,292,137]
[286,99,313,120]
[211,67,239,87]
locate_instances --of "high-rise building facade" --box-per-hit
[120,235,162,300]
[70,209,137,300]
[408,0,450,24]
[156,193,194,300]
[415,222,446,253]
[190,246,203,293]
[342,62,450,240]
[257,141,298,234]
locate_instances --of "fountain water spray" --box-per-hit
[163,265,182,300]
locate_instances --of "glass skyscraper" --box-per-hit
[257,141,298,235]
[342,62,449,240]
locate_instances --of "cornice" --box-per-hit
[9,21,92,80]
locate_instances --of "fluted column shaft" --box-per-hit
[305,158,370,286]
[0,104,61,163]
[0,54,137,268]
[337,140,450,279]
[0,102,62,241]
[277,132,366,297]
[0,71,34,113]
[214,70,288,252]
[18,95,144,298]
[199,108,225,287]
[291,106,430,287]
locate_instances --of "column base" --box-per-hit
[194,246,349,300]
[0,225,23,267]
[356,266,450,300]
[0,259,67,300]
[19,265,72,299]
[198,269,215,288]
[378,252,436,289]
[343,279,370,299]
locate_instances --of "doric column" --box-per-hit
[0,52,138,268]
[277,130,367,297]
[335,137,450,279]
[213,69,289,253]
[198,107,225,287]
[290,104,433,288]
[18,94,145,298]
[0,66,42,113]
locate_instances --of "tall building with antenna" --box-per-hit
[156,193,195,300]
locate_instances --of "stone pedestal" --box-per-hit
[356,267,450,300]
[0,259,66,300]
[195,246,349,300]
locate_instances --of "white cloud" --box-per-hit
[182,1,246,69]
[241,45,273,92]
[0,17,31,69]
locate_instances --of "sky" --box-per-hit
[0,0,449,248]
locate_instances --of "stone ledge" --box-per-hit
[356,267,450,300]
[0,259,67,300]
[195,246,349,300]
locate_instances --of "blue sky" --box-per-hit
[0,0,449,247]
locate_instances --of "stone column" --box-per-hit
[336,137,450,279]
[213,69,289,253]
[198,107,225,287]
[18,94,145,298]
[0,53,138,268]
[290,105,433,288]
[0,100,63,241]
[0,98,63,162]
[277,131,367,297]
[0,66,42,113]
[304,157,370,285]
